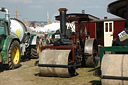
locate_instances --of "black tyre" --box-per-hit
[30,44,39,59]
[32,37,40,59]
[4,41,21,70]
[68,62,76,76]
[25,45,39,59]
[25,38,40,59]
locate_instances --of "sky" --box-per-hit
[0,0,118,22]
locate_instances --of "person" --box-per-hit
[39,38,42,47]
[46,35,53,44]
[52,30,60,39]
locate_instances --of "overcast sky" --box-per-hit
[0,0,117,22]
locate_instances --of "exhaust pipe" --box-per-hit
[0,7,10,21]
[58,8,67,38]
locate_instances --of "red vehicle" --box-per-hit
[38,8,99,77]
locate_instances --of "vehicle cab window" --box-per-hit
[0,21,5,35]
[0,20,8,51]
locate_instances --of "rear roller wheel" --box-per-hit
[4,41,21,70]
[83,38,99,67]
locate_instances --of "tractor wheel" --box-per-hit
[4,41,21,70]
[25,39,40,59]
[25,46,39,59]
[31,37,40,59]
[30,44,39,59]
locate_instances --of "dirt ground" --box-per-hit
[0,58,101,85]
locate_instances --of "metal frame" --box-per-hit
[101,75,128,80]
[38,64,76,68]
[99,46,128,63]
[39,45,77,68]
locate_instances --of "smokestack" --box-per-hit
[58,8,67,38]
[104,17,107,19]
[82,10,85,14]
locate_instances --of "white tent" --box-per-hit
[29,22,75,33]
[38,22,60,33]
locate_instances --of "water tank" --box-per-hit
[10,18,27,42]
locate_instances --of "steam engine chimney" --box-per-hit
[58,8,67,38]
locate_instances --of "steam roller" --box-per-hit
[94,0,128,85]
[38,8,99,77]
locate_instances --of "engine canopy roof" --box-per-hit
[108,0,126,19]
[55,13,99,22]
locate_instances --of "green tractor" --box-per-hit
[0,8,39,70]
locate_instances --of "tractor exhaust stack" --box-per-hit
[0,8,10,21]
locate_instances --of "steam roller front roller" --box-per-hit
[84,38,99,67]
[101,54,128,85]
[39,49,75,77]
